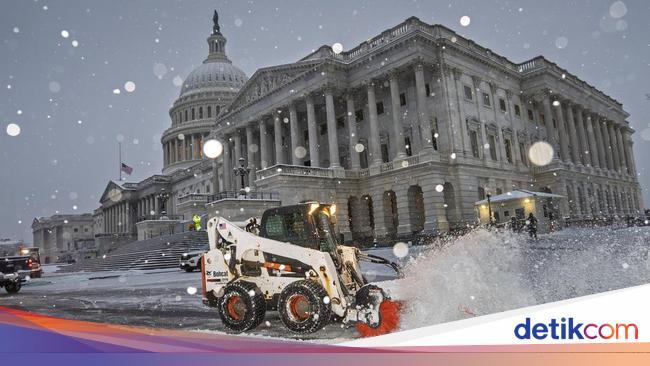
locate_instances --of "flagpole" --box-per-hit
[119,142,122,182]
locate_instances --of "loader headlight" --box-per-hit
[329,204,336,215]
[308,202,320,215]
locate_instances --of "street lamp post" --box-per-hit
[156,188,170,218]
[486,193,493,226]
[233,157,251,197]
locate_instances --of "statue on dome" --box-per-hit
[212,10,221,35]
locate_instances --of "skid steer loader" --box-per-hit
[201,202,402,337]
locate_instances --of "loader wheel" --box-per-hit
[278,280,331,334]
[5,281,21,294]
[217,281,266,333]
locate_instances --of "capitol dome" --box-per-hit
[161,11,247,175]
[179,60,247,98]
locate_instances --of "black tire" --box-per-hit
[184,267,194,273]
[5,281,21,294]
[277,280,331,334]
[217,281,266,333]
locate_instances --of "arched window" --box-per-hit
[199,107,203,119]
[191,108,195,120]
[207,106,212,118]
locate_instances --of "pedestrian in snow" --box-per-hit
[510,216,518,233]
[527,213,538,240]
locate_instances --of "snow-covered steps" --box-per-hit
[58,231,208,273]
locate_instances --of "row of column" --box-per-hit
[103,201,130,234]
[567,181,641,218]
[218,63,438,189]
[136,195,159,219]
[102,195,166,234]
[542,94,635,176]
[163,133,208,166]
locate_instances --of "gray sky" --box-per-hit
[1,0,649,242]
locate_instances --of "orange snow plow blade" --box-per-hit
[355,300,402,337]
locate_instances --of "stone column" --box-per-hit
[324,87,341,168]
[414,64,434,153]
[188,134,193,160]
[389,72,407,159]
[622,129,636,175]
[233,133,242,171]
[583,111,599,168]
[367,82,383,166]
[591,114,606,169]
[223,138,232,191]
[553,98,570,162]
[607,122,620,172]
[245,124,256,187]
[615,126,628,174]
[345,92,361,170]
[273,111,284,165]
[259,119,269,169]
[574,106,589,166]
[154,195,160,216]
[289,103,300,165]
[305,95,320,167]
[211,160,220,194]
[566,102,581,165]
[600,119,614,171]
[422,182,449,232]
[542,94,558,157]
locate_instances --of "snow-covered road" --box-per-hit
[1,225,649,342]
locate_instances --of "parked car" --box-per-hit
[179,246,208,272]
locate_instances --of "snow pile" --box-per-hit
[392,228,535,329]
[387,226,650,331]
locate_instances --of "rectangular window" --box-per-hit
[539,113,545,125]
[505,139,513,163]
[499,98,507,112]
[355,109,364,122]
[488,134,497,160]
[191,108,195,120]
[199,107,203,119]
[463,85,473,100]
[431,117,439,151]
[376,102,384,115]
[527,109,534,121]
[478,186,486,200]
[470,130,480,158]
[519,142,528,166]
[207,106,212,118]
[399,93,407,106]
[425,83,431,97]
[381,143,390,163]
[514,104,521,117]
[319,124,327,135]
[482,92,491,107]
[515,208,525,219]
[405,136,412,156]
[73,228,79,233]
[336,116,345,129]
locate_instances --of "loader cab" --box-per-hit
[259,202,340,255]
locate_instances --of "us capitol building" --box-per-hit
[34,11,644,259]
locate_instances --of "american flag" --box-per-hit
[121,162,133,175]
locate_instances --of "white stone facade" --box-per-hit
[213,17,642,243]
[86,14,642,247]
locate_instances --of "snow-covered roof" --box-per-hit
[474,189,564,205]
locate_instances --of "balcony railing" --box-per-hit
[177,193,211,205]
[136,214,184,223]
[207,190,279,203]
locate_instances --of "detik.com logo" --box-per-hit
[514,317,638,340]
